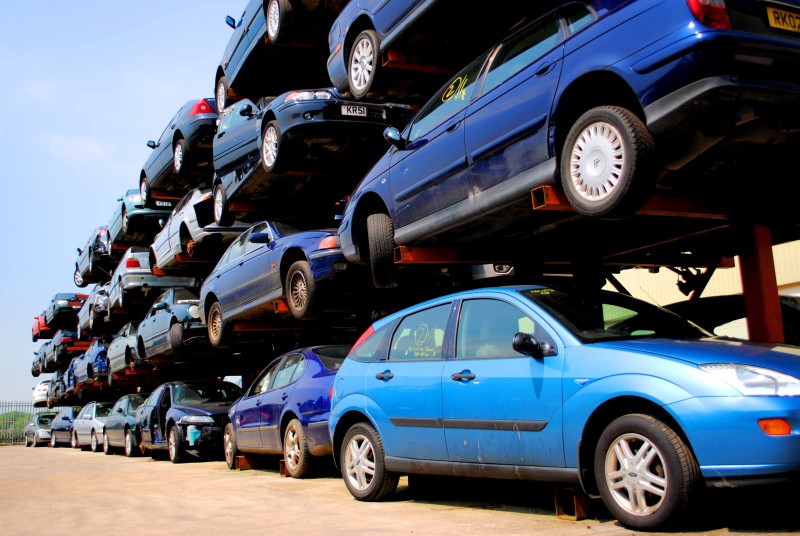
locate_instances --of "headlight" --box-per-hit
[284,90,332,103]
[56,300,68,307]
[188,304,200,319]
[127,194,142,204]
[700,364,800,396]
[178,415,214,425]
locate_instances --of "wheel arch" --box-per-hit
[331,410,374,468]
[204,293,220,320]
[279,410,300,447]
[279,247,309,287]
[351,192,390,264]
[172,130,185,148]
[345,15,378,60]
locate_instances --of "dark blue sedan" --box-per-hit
[338,0,800,288]
[199,221,348,347]
[224,345,349,477]
[108,189,174,253]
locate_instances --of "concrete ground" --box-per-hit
[1,444,796,536]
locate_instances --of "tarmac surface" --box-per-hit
[1,443,797,536]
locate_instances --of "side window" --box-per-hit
[350,322,393,361]
[272,354,305,390]
[249,359,281,396]
[225,232,249,264]
[481,14,562,96]
[244,222,270,254]
[389,304,450,360]
[408,53,490,143]
[111,400,124,414]
[561,3,597,35]
[457,299,556,358]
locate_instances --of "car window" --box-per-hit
[244,222,270,254]
[225,231,249,265]
[408,53,490,143]
[218,100,251,134]
[111,400,124,414]
[95,404,111,418]
[272,354,305,390]
[37,414,55,426]
[249,359,281,396]
[560,2,597,35]
[481,14,562,96]
[77,404,92,419]
[389,304,450,360]
[456,299,555,358]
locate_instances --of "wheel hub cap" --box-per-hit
[214,190,224,221]
[350,39,374,92]
[345,434,376,491]
[268,3,280,37]
[263,128,278,167]
[605,433,667,516]
[290,273,306,309]
[286,429,298,469]
[569,121,625,202]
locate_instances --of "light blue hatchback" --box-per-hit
[330,286,800,530]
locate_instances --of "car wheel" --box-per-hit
[125,347,134,367]
[71,431,79,449]
[594,413,699,530]
[121,206,129,236]
[50,434,57,448]
[74,268,86,288]
[88,307,95,332]
[90,431,100,452]
[261,121,282,173]
[24,435,31,447]
[367,213,398,289]
[560,105,656,219]
[106,359,113,386]
[285,260,318,320]
[284,419,311,478]
[223,423,239,470]
[124,429,138,458]
[341,422,398,501]
[213,184,234,226]
[207,302,229,348]
[216,76,229,113]
[140,178,151,209]
[348,29,380,99]
[266,0,292,43]
[103,431,112,455]
[169,323,184,357]
[173,138,189,176]
[168,426,184,464]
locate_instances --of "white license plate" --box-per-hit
[341,105,385,119]
[155,200,172,207]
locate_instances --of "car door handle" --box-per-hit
[445,120,461,133]
[535,60,557,77]
[281,393,288,400]
[375,370,394,381]
[255,399,261,406]
[451,370,476,382]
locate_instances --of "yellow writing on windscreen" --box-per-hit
[442,75,470,103]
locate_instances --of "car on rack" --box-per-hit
[106,321,141,381]
[103,393,148,457]
[106,247,197,319]
[31,342,49,377]
[23,412,57,447]
[224,345,349,476]
[108,188,174,253]
[136,288,205,363]
[50,406,82,447]
[76,283,110,338]
[74,227,112,288]
[32,313,52,342]
[73,338,108,387]
[32,380,50,407]
[72,401,112,452]
[45,329,85,369]
[338,0,800,288]
[65,357,80,397]
[211,90,413,226]
[199,220,348,347]
[46,369,67,408]
[139,99,219,209]
[44,292,88,330]
[330,285,800,530]
[149,187,251,273]
[135,380,243,463]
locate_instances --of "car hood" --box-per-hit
[594,337,800,375]
[173,401,233,417]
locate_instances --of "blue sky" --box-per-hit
[0,1,245,400]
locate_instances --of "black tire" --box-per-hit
[213,184,234,226]
[90,430,100,453]
[71,431,79,449]
[348,29,380,99]
[169,323,184,357]
[88,307,96,331]
[594,413,699,530]
[340,422,398,501]
[560,105,656,219]
[260,121,283,173]
[86,364,93,380]
[173,138,189,177]
[285,260,318,320]
[124,429,138,458]
[266,0,293,43]
[206,301,230,348]
[216,76,229,113]
[118,288,125,310]
[140,177,151,209]
[103,430,113,455]
[284,419,311,478]
[137,338,148,363]
[121,207,129,236]
[125,347,133,367]
[74,268,86,288]
[106,359,113,386]
[223,423,239,470]
[367,213,398,289]
[168,426,184,464]
[26,435,33,447]
[51,434,58,448]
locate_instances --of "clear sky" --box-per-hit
[0,1,246,400]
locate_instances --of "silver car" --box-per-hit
[76,282,110,338]
[107,321,141,379]
[72,401,111,452]
[107,247,197,318]
[24,412,57,447]
[149,188,249,272]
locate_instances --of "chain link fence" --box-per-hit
[0,402,69,445]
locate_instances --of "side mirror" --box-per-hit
[383,127,405,150]
[116,197,123,202]
[158,219,165,228]
[147,140,157,149]
[225,15,236,29]
[116,407,124,413]
[249,232,271,244]
[153,302,168,311]
[62,416,71,421]
[239,104,253,117]
[77,247,83,255]
[512,332,553,359]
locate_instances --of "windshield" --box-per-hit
[173,382,243,404]
[95,404,111,418]
[519,288,708,343]
[37,414,56,426]
[173,288,199,302]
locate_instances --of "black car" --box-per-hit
[74,227,112,288]
[49,406,83,447]
[44,293,87,330]
[134,380,243,463]
[103,393,147,457]
[139,98,218,209]
[211,90,414,226]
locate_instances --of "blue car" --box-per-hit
[49,406,83,448]
[199,221,347,347]
[103,393,148,457]
[338,0,800,288]
[330,285,800,530]
[74,338,108,387]
[224,345,349,476]
[108,189,174,253]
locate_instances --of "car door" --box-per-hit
[224,0,261,80]
[140,291,172,356]
[213,100,260,179]
[154,108,183,182]
[137,386,164,446]
[234,222,275,311]
[465,13,564,194]
[74,403,94,444]
[212,231,249,319]
[258,353,306,451]
[442,297,565,467]
[365,303,451,461]
[234,359,280,449]
[387,53,488,231]
[107,398,126,445]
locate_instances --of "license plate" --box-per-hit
[767,6,800,33]
[155,200,173,207]
[341,105,385,119]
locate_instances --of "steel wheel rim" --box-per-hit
[263,126,278,168]
[125,431,133,456]
[268,0,280,39]
[224,428,234,465]
[604,432,668,517]
[350,37,374,92]
[104,433,109,452]
[569,121,625,202]
[285,426,300,471]
[344,433,376,491]
[91,432,97,451]
[121,210,129,234]
[169,430,177,459]
[74,270,83,287]
[213,189,224,222]
[217,81,226,111]
[141,181,148,204]
[174,144,183,172]
[71,432,77,448]
[289,271,307,310]
[209,307,223,342]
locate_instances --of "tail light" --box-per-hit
[687,0,732,29]
[125,257,141,269]
[189,99,214,117]
[318,236,340,250]
[60,337,72,344]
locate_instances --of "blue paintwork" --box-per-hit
[331,286,800,491]
[338,0,800,261]
[229,345,349,459]
[74,338,108,385]
[50,406,83,446]
[103,393,147,451]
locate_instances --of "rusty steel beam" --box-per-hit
[739,224,784,343]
